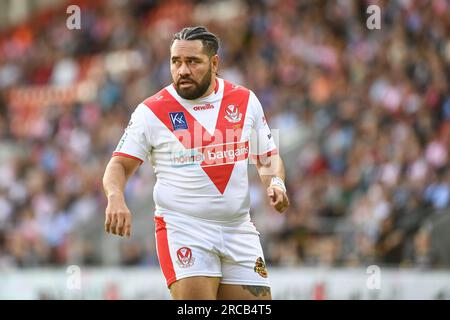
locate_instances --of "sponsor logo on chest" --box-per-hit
[171,141,249,167]
[169,112,188,130]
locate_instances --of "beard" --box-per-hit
[174,66,212,100]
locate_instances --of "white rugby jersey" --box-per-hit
[113,78,277,222]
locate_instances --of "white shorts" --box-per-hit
[154,211,270,288]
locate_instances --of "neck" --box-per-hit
[199,76,217,98]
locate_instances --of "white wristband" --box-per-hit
[270,176,286,193]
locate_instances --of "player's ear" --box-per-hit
[211,54,219,74]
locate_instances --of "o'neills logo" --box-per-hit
[193,103,215,111]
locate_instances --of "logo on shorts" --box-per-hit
[176,247,195,268]
[254,257,268,278]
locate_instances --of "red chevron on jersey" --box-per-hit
[143,81,250,194]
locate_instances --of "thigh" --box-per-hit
[170,276,221,300]
[154,215,222,288]
[217,283,271,300]
[220,222,271,290]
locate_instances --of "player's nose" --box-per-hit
[178,62,191,77]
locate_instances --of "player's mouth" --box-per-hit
[179,79,195,88]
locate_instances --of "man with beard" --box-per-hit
[103,26,289,300]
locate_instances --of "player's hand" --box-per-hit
[105,195,132,238]
[267,186,290,213]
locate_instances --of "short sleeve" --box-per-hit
[248,91,278,161]
[112,103,152,164]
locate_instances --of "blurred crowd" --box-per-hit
[0,0,449,269]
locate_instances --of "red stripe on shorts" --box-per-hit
[154,216,177,287]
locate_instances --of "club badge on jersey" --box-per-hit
[224,104,242,123]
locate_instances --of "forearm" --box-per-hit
[255,154,290,213]
[256,154,286,188]
[103,161,128,200]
